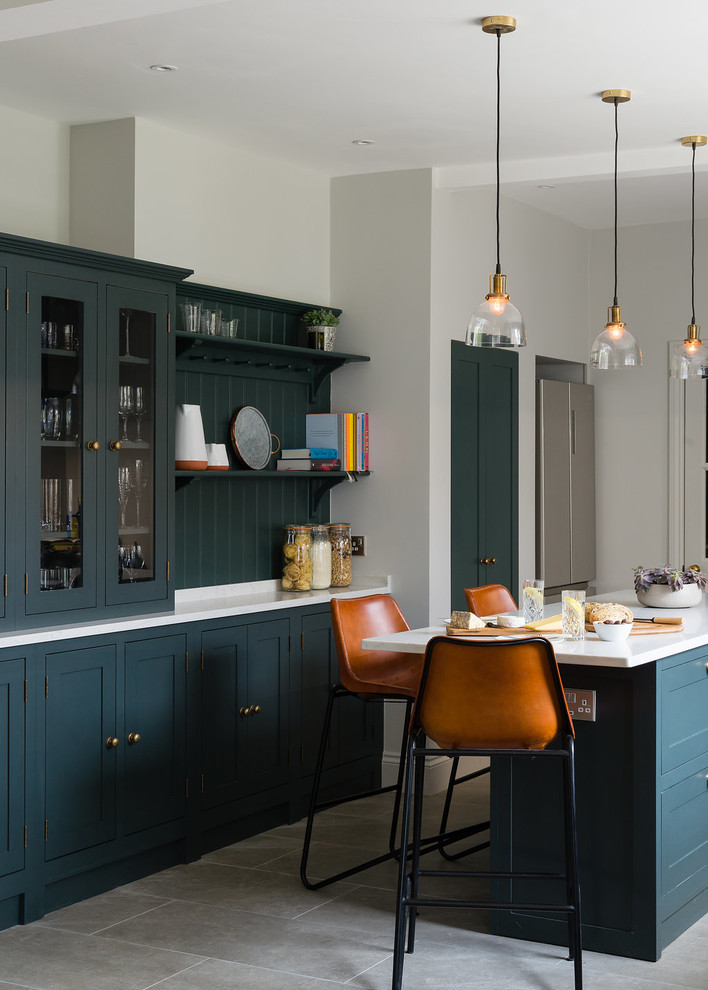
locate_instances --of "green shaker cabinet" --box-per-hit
[450,340,518,610]
[0,232,192,631]
[0,657,25,880]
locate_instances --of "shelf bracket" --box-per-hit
[175,475,204,491]
[309,475,351,516]
[310,358,346,403]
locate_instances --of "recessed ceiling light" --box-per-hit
[537,184,556,190]
[150,64,177,73]
[352,139,374,146]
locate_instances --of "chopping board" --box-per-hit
[444,620,685,637]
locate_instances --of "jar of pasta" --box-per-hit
[329,523,352,587]
[281,525,312,591]
[310,525,332,589]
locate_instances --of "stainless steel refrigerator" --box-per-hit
[536,379,595,593]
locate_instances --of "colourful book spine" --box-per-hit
[363,412,369,470]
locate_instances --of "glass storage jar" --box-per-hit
[329,523,352,587]
[281,525,312,591]
[310,525,332,589]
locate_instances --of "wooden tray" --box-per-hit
[445,624,537,637]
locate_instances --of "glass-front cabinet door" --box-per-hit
[105,286,169,606]
[25,273,98,615]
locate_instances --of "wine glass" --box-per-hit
[117,465,132,529]
[121,311,133,358]
[133,458,149,529]
[134,387,147,444]
[119,385,133,442]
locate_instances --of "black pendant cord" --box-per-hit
[691,141,696,325]
[495,28,501,275]
[613,98,619,307]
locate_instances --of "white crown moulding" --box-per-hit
[436,144,705,191]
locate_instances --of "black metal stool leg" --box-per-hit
[389,698,414,857]
[406,732,426,953]
[437,757,491,861]
[300,684,338,890]
[563,736,583,989]
[392,733,416,990]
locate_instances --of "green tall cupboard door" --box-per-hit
[242,620,290,797]
[450,341,518,612]
[123,634,186,834]
[0,658,24,878]
[44,645,117,860]
[200,624,249,809]
[25,273,99,616]
[0,266,6,625]
[105,286,170,608]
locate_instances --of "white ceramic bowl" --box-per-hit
[593,620,632,642]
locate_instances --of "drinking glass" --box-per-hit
[121,311,133,358]
[119,385,133,441]
[133,387,147,444]
[522,578,544,623]
[118,465,132,529]
[562,589,586,641]
[133,458,148,529]
[180,301,201,333]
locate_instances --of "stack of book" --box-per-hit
[275,447,341,472]
[305,413,369,472]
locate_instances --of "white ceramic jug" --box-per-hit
[175,404,207,470]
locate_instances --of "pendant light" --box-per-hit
[465,15,526,349]
[669,136,708,379]
[590,91,642,370]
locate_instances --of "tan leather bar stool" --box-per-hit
[300,594,480,890]
[300,594,423,890]
[464,583,518,616]
[393,635,582,990]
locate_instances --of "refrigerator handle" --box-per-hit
[571,409,577,456]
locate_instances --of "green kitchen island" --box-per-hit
[362,591,708,960]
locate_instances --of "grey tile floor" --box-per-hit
[0,775,706,989]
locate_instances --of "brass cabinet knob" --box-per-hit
[106,736,119,749]
[239,706,250,718]
[87,440,101,451]
[128,732,141,745]
[480,556,495,566]
[109,440,122,451]
[490,557,497,564]
[249,704,261,715]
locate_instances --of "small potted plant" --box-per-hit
[633,564,707,608]
[301,309,340,351]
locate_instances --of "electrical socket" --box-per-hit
[563,688,596,722]
[351,535,367,556]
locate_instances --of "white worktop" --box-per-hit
[0,576,391,650]
[361,589,708,669]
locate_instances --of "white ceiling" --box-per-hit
[1,0,708,228]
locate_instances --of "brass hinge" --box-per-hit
[24,825,27,848]
[201,772,205,795]
[25,291,29,314]
[288,746,292,768]
[45,676,48,699]
[4,574,7,597]
[4,288,8,311]
[166,560,170,582]
[185,651,189,672]
[185,778,189,799]
[200,650,205,671]
[24,680,28,703]
[167,312,171,334]
[44,819,48,842]
[24,573,28,595]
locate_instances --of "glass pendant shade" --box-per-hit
[590,305,642,369]
[466,292,526,347]
[670,327,708,379]
[466,272,526,347]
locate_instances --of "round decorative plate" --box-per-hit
[230,406,278,470]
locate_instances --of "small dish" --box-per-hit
[593,620,632,642]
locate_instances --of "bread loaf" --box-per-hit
[449,610,486,630]
[585,601,634,625]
